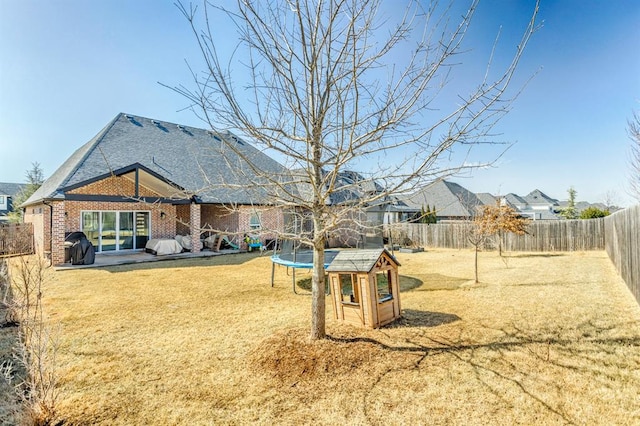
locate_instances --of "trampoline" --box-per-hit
[270,240,340,293]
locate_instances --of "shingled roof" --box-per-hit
[326,248,400,273]
[400,180,483,218]
[523,189,559,206]
[0,182,24,197]
[24,113,291,207]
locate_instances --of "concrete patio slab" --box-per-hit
[54,249,242,270]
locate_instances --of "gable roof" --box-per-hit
[475,192,497,206]
[24,113,291,207]
[523,189,559,206]
[0,182,24,197]
[401,180,483,218]
[502,193,527,207]
[326,248,400,272]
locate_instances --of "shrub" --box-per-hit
[580,207,610,219]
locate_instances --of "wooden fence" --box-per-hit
[605,205,640,304]
[388,218,606,252]
[0,222,34,257]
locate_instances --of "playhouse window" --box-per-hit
[339,274,359,305]
[376,270,393,303]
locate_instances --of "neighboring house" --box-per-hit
[502,189,561,220]
[556,200,616,216]
[22,113,292,264]
[475,192,497,207]
[400,180,484,221]
[501,193,529,211]
[291,168,389,247]
[0,182,24,222]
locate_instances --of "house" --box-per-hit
[288,168,390,248]
[499,190,560,220]
[0,182,24,222]
[399,180,484,221]
[22,113,292,264]
[475,192,497,206]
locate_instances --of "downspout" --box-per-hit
[42,200,54,261]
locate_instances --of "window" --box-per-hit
[376,270,393,303]
[0,196,4,204]
[339,274,359,305]
[81,210,150,252]
[249,212,261,230]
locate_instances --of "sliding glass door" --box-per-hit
[119,212,134,250]
[81,211,150,252]
[101,212,117,251]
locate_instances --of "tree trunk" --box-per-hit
[310,239,326,340]
[474,245,479,284]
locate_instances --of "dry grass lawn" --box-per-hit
[36,249,640,425]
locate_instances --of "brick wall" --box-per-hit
[201,205,239,234]
[189,203,202,252]
[65,201,176,237]
[200,205,284,248]
[68,175,160,197]
[176,204,191,235]
[51,201,66,264]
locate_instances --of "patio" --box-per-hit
[53,248,242,270]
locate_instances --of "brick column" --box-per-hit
[189,203,202,253]
[51,201,66,265]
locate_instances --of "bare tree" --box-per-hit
[603,190,620,211]
[2,254,58,424]
[173,0,539,339]
[467,220,489,284]
[628,110,640,203]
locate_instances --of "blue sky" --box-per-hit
[1,0,639,206]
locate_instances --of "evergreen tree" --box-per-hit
[423,205,431,224]
[8,162,44,223]
[429,205,437,223]
[559,187,578,219]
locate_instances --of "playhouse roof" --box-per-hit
[326,248,399,273]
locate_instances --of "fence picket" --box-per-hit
[605,206,639,304]
[389,218,607,252]
[0,222,34,257]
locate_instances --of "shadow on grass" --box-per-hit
[410,273,468,291]
[295,275,425,293]
[390,309,461,328]
[329,319,640,425]
[505,253,566,258]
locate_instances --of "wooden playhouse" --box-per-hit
[327,248,401,329]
